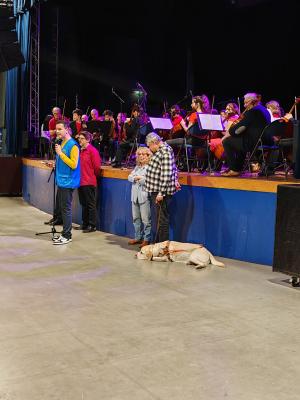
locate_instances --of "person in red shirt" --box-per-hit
[49,107,62,140]
[75,131,102,233]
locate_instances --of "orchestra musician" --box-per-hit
[115,112,127,142]
[49,107,63,140]
[221,92,271,177]
[102,109,117,162]
[181,95,211,146]
[112,104,142,168]
[70,108,83,141]
[164,105,186,161]
[169,105,185,139]
[81,114,89,130]
[209,102,240,165]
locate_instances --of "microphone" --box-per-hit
[112,87,114,93]
[189,90,193,98]
[54,138,62,145]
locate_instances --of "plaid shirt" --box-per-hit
[145,143,178,196]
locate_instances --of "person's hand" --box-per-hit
[155,194,164,203]
[45,160,55,168]
[221,133,230,142]
[55,144,62,155]
[284,113,293,120]
[175,181,181,191]
[134,176,142,181]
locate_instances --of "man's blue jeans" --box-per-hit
[57,187,74,239]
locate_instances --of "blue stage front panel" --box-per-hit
[23,165,276,265]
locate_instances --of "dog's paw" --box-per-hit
[194,263,207,270]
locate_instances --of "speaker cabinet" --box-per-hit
[0,42,24,72]
[0,6,24,72]
[273,184,300,277]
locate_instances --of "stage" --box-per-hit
[22,158,300,266]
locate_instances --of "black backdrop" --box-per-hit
[40,0,300,119]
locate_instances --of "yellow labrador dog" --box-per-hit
[136,241,225,269]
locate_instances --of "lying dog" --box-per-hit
[136,241,225,269]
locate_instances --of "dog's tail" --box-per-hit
[208,251,225,268]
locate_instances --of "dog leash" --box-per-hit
[154,202,162,243]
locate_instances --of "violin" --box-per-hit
[280,97,300,123]
[229,99,257,129]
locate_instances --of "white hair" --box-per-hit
[146,132,162,145]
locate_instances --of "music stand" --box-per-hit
[196,113,224,174]
[197,113,224,131]
[149,117,173,131]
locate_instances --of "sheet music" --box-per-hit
[197,113,224,131]
[149,117,173,130]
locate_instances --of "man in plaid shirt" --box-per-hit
[145,132,180,242]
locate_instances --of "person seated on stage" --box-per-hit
[209,103,240,168]
[115,112,127,143]
[165,105,187,167]
[127,146,152,248]
[102,109,117,163]
[90,108,101,121]
[49,107,63,140]
[111,104,142,168]
[81,114,89,130]
[181,94,211,146]
[137,107,150,145]
[40,114,52,159]
[221,92,271,177]
[88,109,102,152]
[266,100,282,122]
[75,131,101,233]
[169,105,185,139]
[70,108,83,141]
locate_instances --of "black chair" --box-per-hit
[242,120,293,177]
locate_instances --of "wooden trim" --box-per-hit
[22,158,300,193]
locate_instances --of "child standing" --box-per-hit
[128,147,152,248]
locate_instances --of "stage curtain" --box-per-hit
[5,0,33,155]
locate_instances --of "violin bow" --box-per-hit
[62,99,66,119]
[237,97,241,114]
[211,95,215,113]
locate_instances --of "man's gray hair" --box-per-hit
[146,132,162,145]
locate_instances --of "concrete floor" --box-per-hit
[0,197,300,400]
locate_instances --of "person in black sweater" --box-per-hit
[70,108,83,141]
[221,92,271,176]
[112,104,141,168]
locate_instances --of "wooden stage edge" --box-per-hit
[23,158,300,194]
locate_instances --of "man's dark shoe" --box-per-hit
[82,226,97,233]
[44,217,55,225]
[139,240,150,248]
[128,239,142,245]
[45,218,63,225]
[111,163,122,168]
[74,225,88,230]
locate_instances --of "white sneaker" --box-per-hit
[53,235,72,245]
[52,234,60,241]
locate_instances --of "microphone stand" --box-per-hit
[112,87,125,116]
[35,162,58,239]
[174,94,189,106]
[136,83,148,113]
